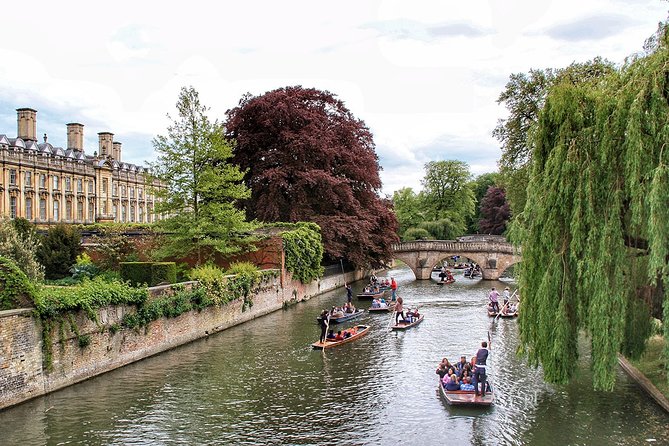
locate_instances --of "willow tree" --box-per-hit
[517,23,669,390]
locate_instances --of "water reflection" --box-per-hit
[0,265,667,445]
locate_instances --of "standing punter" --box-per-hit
[391,277,398,301]
[474,341,489,397]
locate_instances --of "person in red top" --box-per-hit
[390,277,398,301]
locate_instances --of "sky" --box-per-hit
[0,0,666,195]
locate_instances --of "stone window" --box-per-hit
[88,204,94,222]
[66,201,72,221]
[112,182,118,197]
[25,197,32,220]
[77,178,83,193]
[39,199,46,220]
[9,169,16,186]
[121,204,126,222]
[65,177,71,191]
[121,185,126,197]
[130,186,135,198]
[138,206,144,223]
[53,175,59,190]
[25,171,32,187]
[53,200,59,221]
[139,188,143,199]
[113,204,117,220]
[130,205,135,222]
[9,196,16,218]
[88,180,93,194]
[77,201,83,221]
[40,174,46,188]
[102,178,108,194]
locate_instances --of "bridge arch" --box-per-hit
[391,236,521,280]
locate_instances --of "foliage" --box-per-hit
[37,224,80,280]
[149,86,256,266]
[392,188,425,237]
[120,262,177,286]
[494,58,616,216]
[0,256,37,310]
[402,227,432,241]
[478,187,511,235]
[226,85,399,268]
[89,224,140,271]
[152,262,177,285]
[515,22,669,390]
[189,264,228,304]
[0,218,44,282]
[281,222,324,283]
[12,217,38,242]
[467,173,500,233]
[70,253,99,281]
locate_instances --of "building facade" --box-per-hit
[0,108,162,225]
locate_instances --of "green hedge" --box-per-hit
[0,256,36,310]
[120,262,176,287]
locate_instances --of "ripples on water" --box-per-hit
[1,266,668,445]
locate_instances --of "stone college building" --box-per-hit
[0,108,162,225]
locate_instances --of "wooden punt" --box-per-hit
[438,379,495,406]
[316,309,365,324]
[368,303,395,313]
[357,290,386,300]
[390,314,424,330]
[487,308,519,318]
[312,325,370,349]
[437,278,455,285]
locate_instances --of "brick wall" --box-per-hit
[0,268,365,410]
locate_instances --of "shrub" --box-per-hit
[37,224,81,280]
[152,262,176,285]
[70,253,100,281]
[120,262,152,287]
[281,223,324,283]
[0,256,37,310]
[0,218,44,282]
[189,264,227,304]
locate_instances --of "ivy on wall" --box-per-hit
[281,222,324,284]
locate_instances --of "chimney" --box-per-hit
[67,123,84,151]
[98,132,114,158]
[112,141,122,161]
[17,108,37,142]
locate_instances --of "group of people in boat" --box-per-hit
[438,267,455,283]
[464,264,482,278]
[328,302,357,318]
[393,296,420,324]
[370,297,391,309]
[368,274,398,300]
[487,286,519,315]
[325,326,360,341]
[437,341,490,396]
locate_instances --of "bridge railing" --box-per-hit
[391,240,518,255]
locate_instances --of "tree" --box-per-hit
[420,160,475,235]
[225,86,399,268]
[150,86,255,266]
[37,224,80,280]
[515,22,669,391]
[392,187,425,238]
[0,218,43,281]
[494,58,615,217]
[467,172,500,233]
[478,186,510,235]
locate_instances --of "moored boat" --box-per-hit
[311,325,370,349]
[438,379,494,406]
[390,314,424,330]
[317,308,365,324]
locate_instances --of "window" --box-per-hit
[25,198,32,220]
[138,206,144,223]
[65,177,71,191]
[113,204,118,220]
[40,174,46,188]
[88,204,94,222]
[66,201,72,220]
[102,178,108,194]
[25,171,32,187]
[121,205,126,222]
[53,175,59,190]
[77,201,83,220]
[53,200,59,221]
[88,180,93,194]
[112,182,118,196]
[77,179,83,193]
[138,188,143,199]
[9,169,16,185]
[121,186,126,197]
[130,186,135,198]
[130,205,135,222]
[9,196,16,218]
[39,199,46,221]
[103,201,108,215]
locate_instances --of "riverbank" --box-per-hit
[0,268,366,410]
[620,335,669,413]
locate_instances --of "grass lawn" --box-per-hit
[630,335,668,399]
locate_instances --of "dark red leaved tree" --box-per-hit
[225,86,399,268]
[478,186,511,235]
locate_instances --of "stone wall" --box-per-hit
[0,268,365,410]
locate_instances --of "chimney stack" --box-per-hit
[17,108,37,142]
[98,132,114,158]
[67,123,84,151]
[112,141,122,161]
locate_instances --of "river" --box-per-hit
[1,265,667,445]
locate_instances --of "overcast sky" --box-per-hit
[0,1,666,195]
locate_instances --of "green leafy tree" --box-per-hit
[90,225,138,271]
[37,224,80,280]
[516,22,669,390]
[420,160,475,236]
[392,187,425,238]
[0,218,43,281]
[149,86,255,266]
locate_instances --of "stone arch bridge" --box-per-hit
[391,235,521,280]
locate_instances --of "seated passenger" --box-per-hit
[335,331,344,341]
[371,299,380,308]
[436,363,448,379]
[444,374,460,391]
[326,330,335,340]
[343,330,352,339]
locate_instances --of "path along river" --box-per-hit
[1,265,668,446]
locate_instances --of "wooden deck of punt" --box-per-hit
[487,310,518,318]
[437,279,455,285]
[316,309,365,324]
[356,290,386,300]
[390,314,424,330]
[438,380,495,406]
[311,325,370,349]
[368,304,395,313]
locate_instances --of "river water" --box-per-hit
[1,265,668,446]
